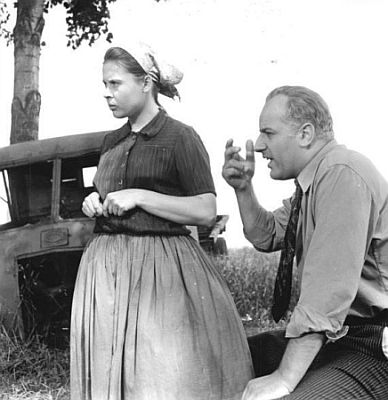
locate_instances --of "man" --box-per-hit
[222,86,388,399]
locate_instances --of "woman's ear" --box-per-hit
[143,75,153,93]
[297,123,315,148]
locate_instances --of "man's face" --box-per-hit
[256,95,301,180]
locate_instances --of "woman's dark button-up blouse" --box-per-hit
[93,110,216,236]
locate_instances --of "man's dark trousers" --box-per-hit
[248,314,388,399]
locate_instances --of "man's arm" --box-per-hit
[235,182,264,237]
[222,138,256,192]
[242,333,326,400]
[243,165,374,400]
[286,165,373,338]
[278,333,326,389]
[222,138,265,235]
[222,139,285,251]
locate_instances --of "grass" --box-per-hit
[0,328,70,399]
[215,247,298,335]
[0,246,298,399]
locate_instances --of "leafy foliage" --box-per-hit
[1,0,166,49]
[0,1,12,43]
[44,0,116,48]
[0,0,119,48]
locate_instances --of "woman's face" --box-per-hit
[102,60,146,120]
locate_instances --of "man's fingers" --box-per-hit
[229,167,245,177]
[225,138,234,149]
[224,157,246,171]
[224,139,241,162]
[225,146,242,161]
[245,140,255,163]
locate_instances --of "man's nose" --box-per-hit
[254,134,266,152]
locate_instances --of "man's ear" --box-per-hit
[297,123,315,148]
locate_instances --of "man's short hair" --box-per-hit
[266,86,334,140]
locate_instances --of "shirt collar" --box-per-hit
[297,139,338,193]
[128,108,167,139]
[103,109,167,152]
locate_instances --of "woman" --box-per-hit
[70,43,253,400]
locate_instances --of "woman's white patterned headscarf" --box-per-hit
[121,42,183,100]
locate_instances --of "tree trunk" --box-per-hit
[10,0,45,144]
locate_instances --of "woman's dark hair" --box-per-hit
[104,47,160,103]
[104,47,146,77]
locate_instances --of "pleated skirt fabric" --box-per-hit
[70,234,253,400]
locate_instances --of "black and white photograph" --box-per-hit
[0,0,387,399]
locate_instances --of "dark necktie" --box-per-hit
[272,180,303,322]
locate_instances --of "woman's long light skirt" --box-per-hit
[70,234,253,400]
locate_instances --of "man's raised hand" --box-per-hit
[222,139,255,190]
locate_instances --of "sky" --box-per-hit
[1,0,388,248]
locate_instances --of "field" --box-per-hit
[0,246,298,399]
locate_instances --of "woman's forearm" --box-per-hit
[131,189,217,226]
[136,190,216,226]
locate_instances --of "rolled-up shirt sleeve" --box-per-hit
[244,197,293,252]
[286,165,374,338]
